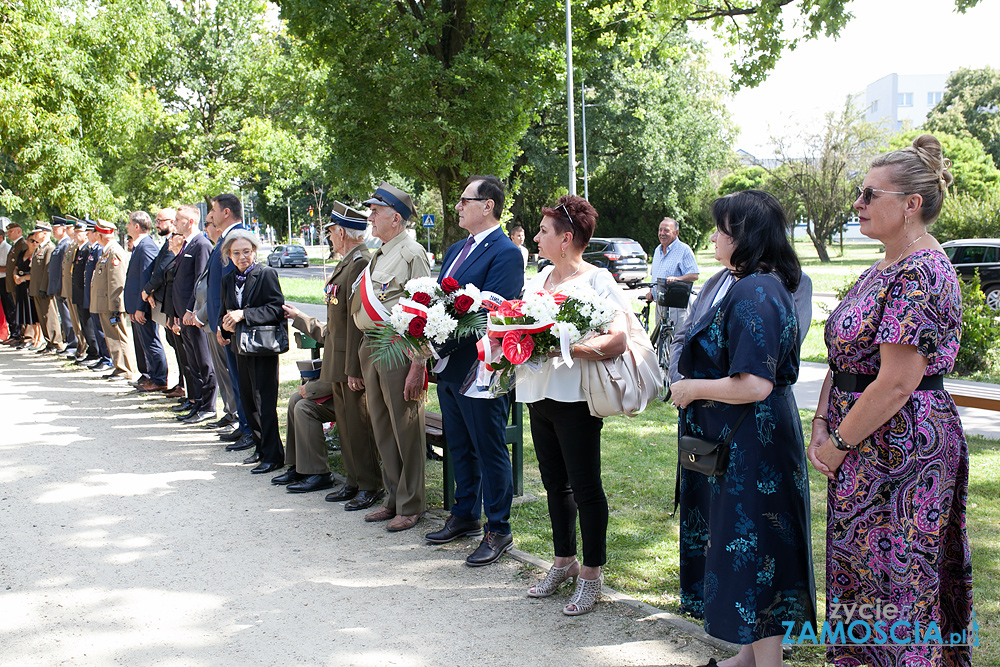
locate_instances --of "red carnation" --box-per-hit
[552,293,568,305]
[408,316,427,337]
[412,292,432,306]
[453,294,474,315]
[441,277,460,294]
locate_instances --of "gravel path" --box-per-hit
[0,347,716,667]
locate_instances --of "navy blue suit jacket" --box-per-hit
[124,235,159,315]
[436,226,524,384]
[203,222,246,333]
[172,234,212,318]
[83,244,102,310]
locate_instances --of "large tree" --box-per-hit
[762,99,889,262]
[925,67,1000,169]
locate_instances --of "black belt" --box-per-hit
[832,372,944,393]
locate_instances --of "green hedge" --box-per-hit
[934,192,1000,242]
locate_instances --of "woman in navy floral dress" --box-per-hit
[673,190,816,667]
[809,134,972,667]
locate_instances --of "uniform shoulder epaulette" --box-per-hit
[398,243,418,263]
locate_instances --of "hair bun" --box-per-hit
[911,134,953,193]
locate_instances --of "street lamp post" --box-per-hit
[581,76,589,200]
[565,0,576,196]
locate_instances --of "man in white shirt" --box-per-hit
[646,217,699,333]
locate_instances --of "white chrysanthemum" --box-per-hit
[523,291,558,323]
[404,277,442,299]
[552,321,582,343]
[455,284,483,311]
[424,303,458,344]
[389,306,416,332]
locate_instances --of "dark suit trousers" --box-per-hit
[77,305,98,357]
[88,311,111,362]
[56,296,76,347]
[164,327,186,390]
[438,380,513,534]
[133,318,168,385]
[180,324,216,412]
[235,352,283,465]
[223,342,249,431]
[527,399,608,568]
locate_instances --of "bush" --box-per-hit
[934,191,1000,242]
[955,271,1000,375]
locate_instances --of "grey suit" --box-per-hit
[669,270,812,384]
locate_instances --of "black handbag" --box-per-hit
[235,321,289,356]
[671,403,754,515]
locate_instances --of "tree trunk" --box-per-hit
[808,228,831,262]
[436,173,462,259]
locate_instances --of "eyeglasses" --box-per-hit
[458,197,488,205]
[230,249,256,258]
[855,185,908,205]
[557,202,575,226]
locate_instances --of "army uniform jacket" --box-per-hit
[351,232,430,332]
[90,241,128,314]
[293,244,371,398]
[61,239,78,300]
[28,241,54,298]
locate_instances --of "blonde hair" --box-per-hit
[871,134,954,224]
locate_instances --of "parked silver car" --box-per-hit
[266,244,309,268]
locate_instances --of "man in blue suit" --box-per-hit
[125,211,169,391]
[196,193,252,451]
[424,175,524,566]
[173,204,217,424]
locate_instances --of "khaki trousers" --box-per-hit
[35,295,62,345]
[359,339,425,515]
[99,312,135,376]
[67,299,86,356]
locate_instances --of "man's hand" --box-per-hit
[140,289,149,302]
[146,295,156,309]
[347,375,365,392]
[182,311,195,327]
[282,304,300,320]
[169,318,181,335]
[217,329,228,346]
[403,362,425,402]
[644,289,653,302]
[134,311,146,325]
[298,385,307,399]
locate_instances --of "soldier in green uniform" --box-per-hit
[59,217,85,358]
[28,222,62,352]
[279,202,383,506]
[91,219,135,380]
[351,182,431,532]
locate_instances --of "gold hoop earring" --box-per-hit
[560,250,566,258]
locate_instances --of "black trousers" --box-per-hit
[527,398,608,567]
[235,352,283,465]
[164,326,186,390]
[180,324,216,412]
[76,304,99,357]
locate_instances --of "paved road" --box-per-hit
[0,347,715,667]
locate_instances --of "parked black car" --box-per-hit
[941,238,1000,311]
[538,237,648,286]
[266,244,309,268]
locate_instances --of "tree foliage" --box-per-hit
[761,99,889,262]
[925,67,1000,169]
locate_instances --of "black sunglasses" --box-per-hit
[458,197,488,205]
[855,185,908,206]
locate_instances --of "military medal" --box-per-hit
[377,283,389,302]
[325,282,338,305]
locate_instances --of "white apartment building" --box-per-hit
[863,73,950,131]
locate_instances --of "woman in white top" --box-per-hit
[518,195,628,616]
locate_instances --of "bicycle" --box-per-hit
[635,279,693,402]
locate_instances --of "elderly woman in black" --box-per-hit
[218,230,286,474]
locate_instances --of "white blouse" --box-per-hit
[516,265,632,404]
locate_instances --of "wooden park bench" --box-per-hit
[296,332,525,509]
[944,378,1000,412]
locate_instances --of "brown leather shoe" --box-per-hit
[387,513,423,532]
[140,383,169,392]
[163,386,186,398]
[364,506,396,523]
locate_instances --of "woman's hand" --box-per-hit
[282,304,300,320]
[809,436,849,481]
[222,309,244,332]
[671,379,698,409]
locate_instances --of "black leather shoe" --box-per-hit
[271,468,303,485]
[172,400,195,413]
[243,452,261,465]
[251,462,281,474]
[76,356,100,366]
[205,414,236,429]
[175,409,197,421]
[425,515,484,544]
[344,489,385,511]
[90,363,113,373]
[219,428,245,442]
[465,531,514,567]
[286,473,335,493]
[226,433,256,451]
[325,485,359,502]
[181,411,216,425]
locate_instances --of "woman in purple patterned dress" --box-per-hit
[809,134,972,667]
